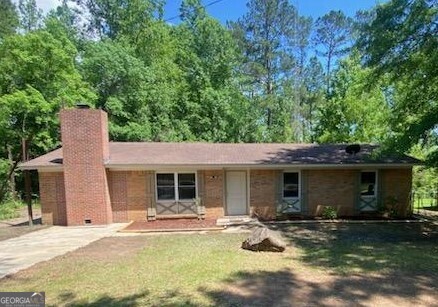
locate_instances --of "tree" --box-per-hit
[315,51,390,143]
[175,0,256,142]
[286,15,313,141]
[0,0,19,39]
[80,40,165,141]
[0,30,95,210]
[358,0,438,165]
[74,0,164,39]
[302,56,325,142]
[313,10,353,94]
[76,0,254,143]
[18,0,43,32]
[410,143,438,194]
[231,0,300,141]
[45,0,83,45]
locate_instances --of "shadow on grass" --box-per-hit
[200,270,296,306]
[58,268,435,306]
[421,206,438,212]
[268,223,438,274]
[200,268,437,306]
[55,290,199,307]
[55,291,150,307]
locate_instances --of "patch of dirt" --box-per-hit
[0,207,42,228]
[0,223,48,242]
[64,236,150,262]
[0,206,45,241]
[416,209,438,221]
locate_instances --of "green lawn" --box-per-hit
[413,197,437,210]
[0,200,26,220]
[0,200,41,221]
[0,223,437,306]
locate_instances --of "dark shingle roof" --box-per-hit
[19,142,420,169]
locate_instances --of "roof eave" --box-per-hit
[19,165,63,171]
[105,162,416,170]
[18,161,419,172]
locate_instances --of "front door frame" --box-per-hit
[225,170,249,216]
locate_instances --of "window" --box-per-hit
[178,173,196,200]
[156,173,196,201]
[157,173,175,200]
[283,172,299,198]
[361,171,376,196]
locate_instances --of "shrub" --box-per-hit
[321,206,337,219]
[0,200,25,220]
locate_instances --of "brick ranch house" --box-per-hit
[20,107,419,226]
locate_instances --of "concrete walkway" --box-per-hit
[0,224,126,279]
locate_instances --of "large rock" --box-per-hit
[241,227,286,252]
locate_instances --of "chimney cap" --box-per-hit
[76,103,91,109]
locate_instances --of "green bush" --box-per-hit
[0,200,25,220]
[321,206,338,219]
[0,158,11,202]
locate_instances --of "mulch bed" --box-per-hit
[121,218,223,232]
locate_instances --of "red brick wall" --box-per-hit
[250,170,277,220]
[306,169,358,216]
[38,171,66,225]
[108,171,128,222]
[381,168,412,217]
[107,171,153,222]
[127,171,151,221]
[110,170,224,220]
[200,170,224,219]
[38,139,413,224]
[60,108,112,225]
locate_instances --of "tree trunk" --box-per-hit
[326,52,332,95]
[267,107,272,128]
[309,98,314,143]
[22,138,33,226]
[7,145,17,200]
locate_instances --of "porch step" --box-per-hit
[156,214,198,220]
[216,216,259,226]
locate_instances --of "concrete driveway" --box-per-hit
[0,224,126,279]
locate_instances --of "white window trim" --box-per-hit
[360,170,378,198]
[156,171,198,202]
[282,170,301,200]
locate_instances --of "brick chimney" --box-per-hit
[60,105,112,225]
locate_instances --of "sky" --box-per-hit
[29,0,386,23]
[163,0,386,24]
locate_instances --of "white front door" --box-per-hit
[226,171,247,215]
